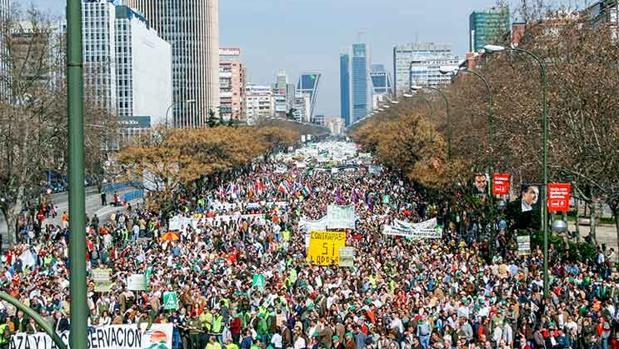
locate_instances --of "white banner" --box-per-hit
[383,218,442,239]
[170,214,267,230]
[326,205,357,229]
[11,324,173,349]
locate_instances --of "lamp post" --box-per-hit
[410,85,451,159]
[165,99,196,128]
[483,44,550,298]
[67,0,87,349]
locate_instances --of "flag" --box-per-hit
[278,183,288,194]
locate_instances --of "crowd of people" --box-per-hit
[0,141,618,349]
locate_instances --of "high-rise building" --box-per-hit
[339,54,351,126]
[292,92,312,123]
[245,85,274,120]
[115,6,172,127]
[296,72,321,121]
[370,64,392,109]
[469,7,510,53]
[219,48,246,121]
[123,0,220,128]
[273,70,290,118]
[351,43,370,124]
[83,0,172,140]
[392,42,458,96]
[82,0,118,112]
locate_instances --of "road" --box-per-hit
[0,187,142,246]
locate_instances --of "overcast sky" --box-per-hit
[26,0,583,116]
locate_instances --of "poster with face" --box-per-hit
[472,173,489,196]
[520,184,539,212]
[507,184,541,230]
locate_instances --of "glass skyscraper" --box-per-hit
[351,43,370,124]
[297,73,321,120]
[469,7,510,53]
[339,54,351,126]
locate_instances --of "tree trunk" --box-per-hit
[590,200,597,242]
[5,185,25,246]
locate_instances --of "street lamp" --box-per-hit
[165,99,196,128]
[411,85,451,158]
[483,43,550,298]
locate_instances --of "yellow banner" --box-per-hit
[306,231,347,265]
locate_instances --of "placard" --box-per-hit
[92,268,112,292]
[307,231,347,266]
[339,247,355,267]
[548,183,571,213]
[517,235,531,255]
[163,291,178,310]
[127,274,147,291]
[492,173,510,196]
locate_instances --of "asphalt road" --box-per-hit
[0,187,141,247]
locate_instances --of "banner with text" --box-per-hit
[383,218,442,239]
[492,173,511,196]
[548,183,571,213]
[11,324,173,349]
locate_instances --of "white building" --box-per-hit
[83,0,172,135]
[115,6,172,126]
[392,42,459,96]
[124,0,220,128]
[245,85,274,120]
[293,92,311,123]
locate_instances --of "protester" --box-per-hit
[0,141,617,349]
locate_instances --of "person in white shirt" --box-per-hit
[271,332,283,349]
[293,327,307,349]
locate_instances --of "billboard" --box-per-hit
[506,184,541,230]
[492,173,510,196]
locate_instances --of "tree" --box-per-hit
[0,7,115,244]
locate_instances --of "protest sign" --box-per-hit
[163,291,178,310]
[326,205,357,229]
[92,268,112,292]
[307,231,347,266]
[252,274,266,289]
[517,235,531,255]
[548,183,571,213]
[492,173,510,196]
[338,247,355,267]
[10,324,173,349]
[383,218,442,239]
[368,165,383,175]
[127,274,147,291]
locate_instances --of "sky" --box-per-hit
[26,0,582,116]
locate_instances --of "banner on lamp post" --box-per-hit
[492,173,510,196]
[548,183,571,212]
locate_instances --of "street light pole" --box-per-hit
[165,99,196,128]
[67,0,87,348]
[484,44,549,298]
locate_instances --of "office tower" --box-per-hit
[296,72,321,121]
[469,6,510,52]
[245,85,274,120]
[392,42,459,96]
[273,70,289,118]
[351,43,370,124]
[82,0,118,112]
[219,48,246,121]
[123,0,220,128]
[83,1,172,135]
[370,64,391,108]
[339,53,351,126]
